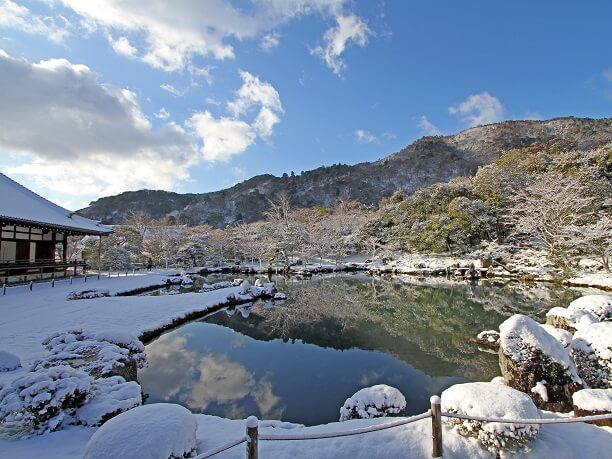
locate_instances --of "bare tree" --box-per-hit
[564,213,612,271]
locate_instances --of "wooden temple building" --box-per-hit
[0,173,112,284]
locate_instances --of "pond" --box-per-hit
[138,273,583,426]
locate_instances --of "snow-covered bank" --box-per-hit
[1,273,610,458]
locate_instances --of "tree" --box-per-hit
[508,170,598,270]
[564,213,612,271]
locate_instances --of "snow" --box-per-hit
[441,382,541,455]
[567,295,612,321]
[83,403,197,459]
[499,314,581,382]
[572,389,612,413]
[274,292,287,300]
[531,381,549,402]
[0,351,20,372]
[545,307,598,330]
[572,322,612,362]
[339,385,406,421]
[0,172,111,235]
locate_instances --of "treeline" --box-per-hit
[81,142,611,272]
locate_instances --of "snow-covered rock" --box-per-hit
[66,289,110,301]
[499,314,582,411]
[75,376,142,427]
[339,385,406,421]
[200,281,233,292]
[254,278,263,287]
[274,292,287,301]
[442,382,540,455]
[0,365,93,438]
[232,278,243,286]
[83,403,197,459]
[540,324,573,348]
[0,351,21,372]
[572,388,612,427]
[571,322,612,389]
[568,295,612,321]
[33,330,145,382]
[239,280,252,295]
[476,330,500,350]
[545,306,598,332]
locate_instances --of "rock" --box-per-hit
[568,295,612,321]
[339,385,406,421]
[0,351,21,372]
[84,404,197,459]
[499,314,582,411]
[239,280,251,295]
[572,388,612,427]
[476,330,500,350]
[254,278,263,287]
[540,324,573,348]
[571,322,612,389]
[442,382,540,455]
[545,306,598,332]
[274,292,287,301]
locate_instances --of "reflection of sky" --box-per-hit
[140,321,465,426]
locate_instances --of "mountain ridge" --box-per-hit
[78,117,612,227]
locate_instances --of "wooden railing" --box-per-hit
[194,397,612,458]
[0,259,88,284]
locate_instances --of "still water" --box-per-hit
[139,273,581,425]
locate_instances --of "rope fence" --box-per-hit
[194,397,612,459]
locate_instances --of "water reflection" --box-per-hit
[139,274,586,425]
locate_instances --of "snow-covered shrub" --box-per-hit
[33,330,145,381]
[499,314,582,411]
[66,289,110,301]
[571,388,612,427]
[274,292,287,301]
[76,376,142,426]
[101,245,132,271]
[339,384,406,421]
[0,351,21,372]
[568,295,612,322]
[84,403,197,459]
[166,276,192,286]
[442,382,540,455]
[571,322,612,388]
[0,365,93,438]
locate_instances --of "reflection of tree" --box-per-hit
[206,275,582,381]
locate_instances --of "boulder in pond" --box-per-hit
[568,295,612,322]
[545,306,597,333]
[572,388,612,427]
[476,330,500,351]
[499,314,582,411]
[571,321,612,389]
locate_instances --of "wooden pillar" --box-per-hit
[431,396,443,457]
[62,233,67,263]
[98,235,102,271]
[246,416,258,459]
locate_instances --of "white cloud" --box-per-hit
[154,107,170,120]
[189,70,284,161]
[418,116,441,136]
[58,0,352,72]
[448,92,505,127]
[311,14,370,76]
[354,129,376,144]
[603,68,612,83]
[107,35,137,57]
[188,112,255,162]
[261,32,280,52]
[160,83,184,97]
[0,0,70,43]
[0,50,196,198]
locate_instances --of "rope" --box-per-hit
[259,411,432,441]
[194,436,246,458]
[442,412,612,425]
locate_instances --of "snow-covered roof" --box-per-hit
[0,173,112,235]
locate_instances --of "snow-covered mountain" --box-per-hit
[78,117,612,227]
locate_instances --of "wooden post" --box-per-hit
[431,395,443,458]
[29,281,33,291]
[98,235,102,271]
[2,284,6,295]
[246,416,258,459]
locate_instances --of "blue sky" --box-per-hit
[0,0,611,210]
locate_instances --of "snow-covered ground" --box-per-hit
[0,273,610,458]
